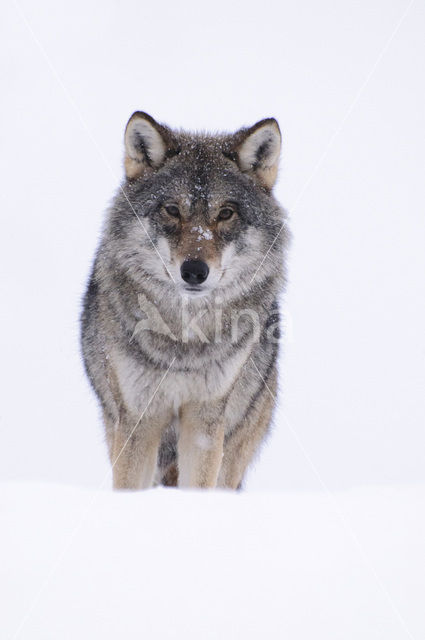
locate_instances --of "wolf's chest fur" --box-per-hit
[112,332,253,416]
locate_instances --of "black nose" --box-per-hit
[180,260,209,285]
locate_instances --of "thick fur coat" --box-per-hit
[80,112,289,489]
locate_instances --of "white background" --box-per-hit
[1,0,424,492]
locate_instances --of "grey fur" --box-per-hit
[80,112,290,490]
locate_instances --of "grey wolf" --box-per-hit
[80,111,289,489]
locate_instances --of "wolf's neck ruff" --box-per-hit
[81,111,289,490]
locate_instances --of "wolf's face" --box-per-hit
[108,112,286,302]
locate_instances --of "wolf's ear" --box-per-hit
[231,118,281,190]
[124,112,177,179]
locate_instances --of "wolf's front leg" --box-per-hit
[217,370,277,489]
[178,401,225,488]
[112,406,172,490]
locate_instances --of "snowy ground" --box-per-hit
[2,482,424,639]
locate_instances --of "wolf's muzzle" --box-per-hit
[180,259,209,285]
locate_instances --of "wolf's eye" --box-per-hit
[165,205,180,218]
[218,207,234,221]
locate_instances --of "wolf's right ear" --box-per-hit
[124,112,177,179]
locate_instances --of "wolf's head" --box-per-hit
[107,112,287,303]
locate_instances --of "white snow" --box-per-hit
[2,482,425,639]
[191,225,213,241]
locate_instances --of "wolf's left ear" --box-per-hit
[231,118,281,190]
[124,111,177,179]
